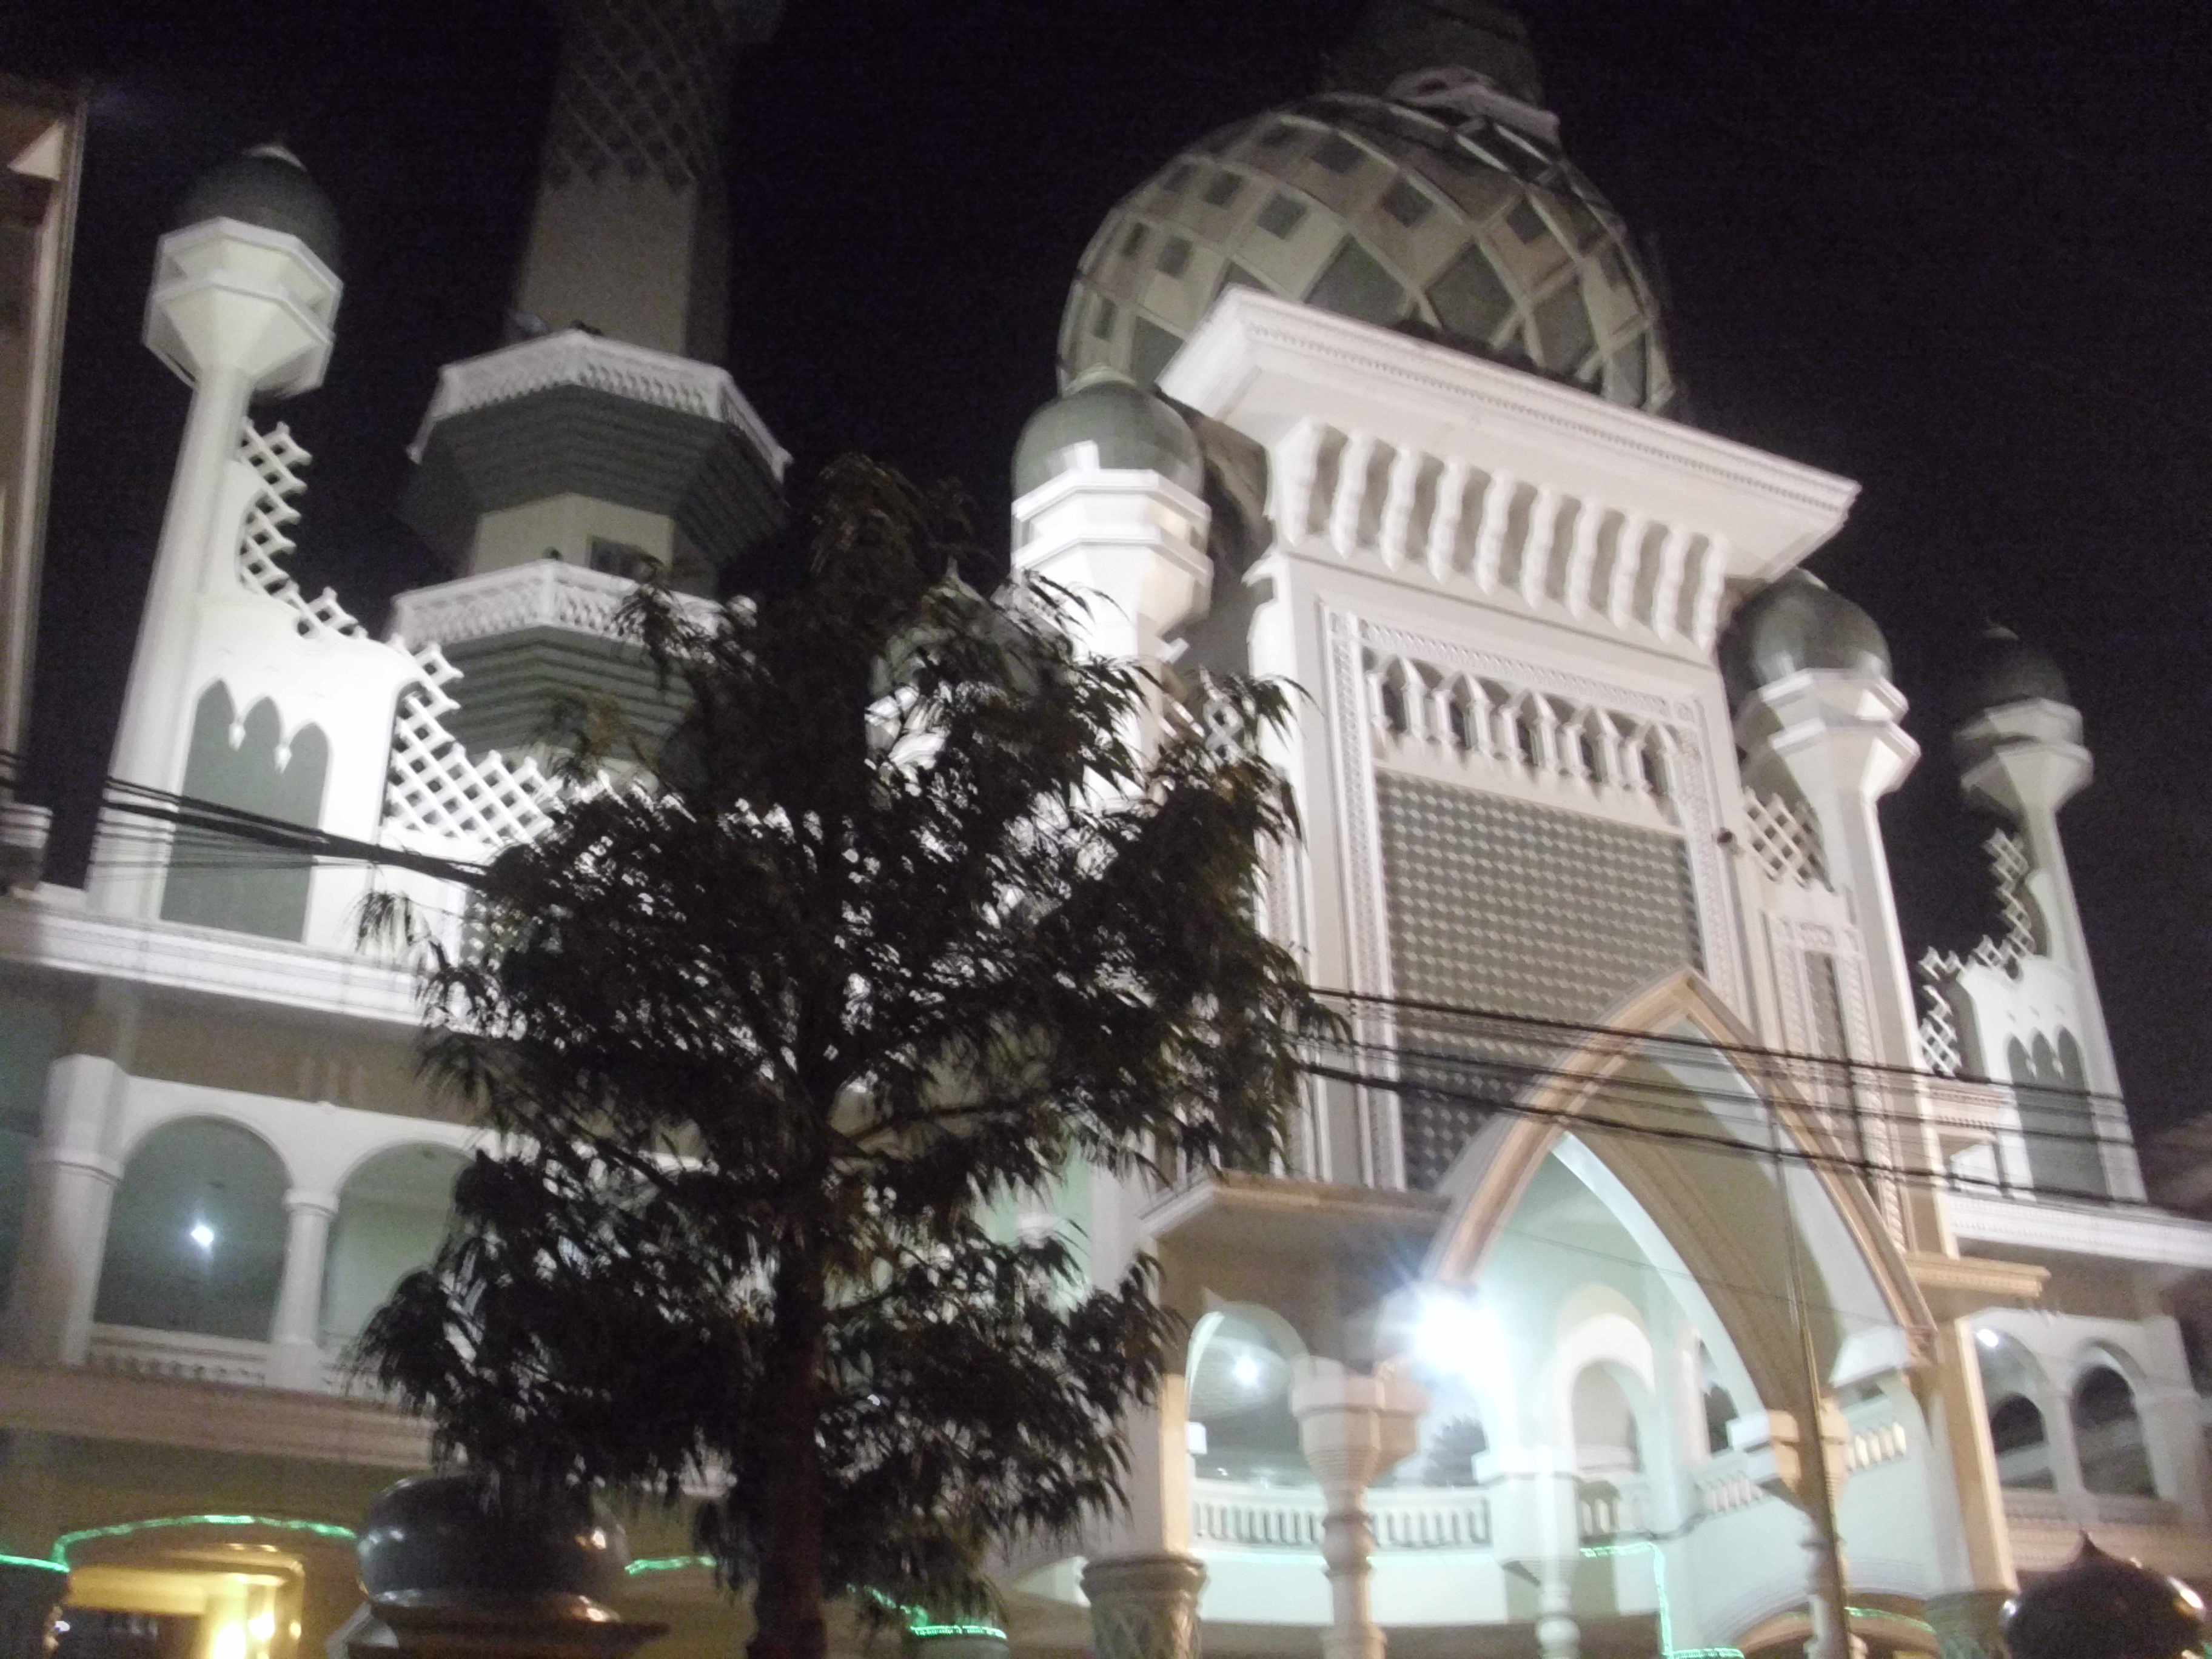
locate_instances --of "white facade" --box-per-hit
[1,22,2211,1659]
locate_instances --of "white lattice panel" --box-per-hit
[234,420,367,641]
[381,642,559,848]
[1743,785,1826,886]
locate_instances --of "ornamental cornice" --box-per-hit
[1164,289,1859,527]
[407,328,788,478]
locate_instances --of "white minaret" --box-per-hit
[1725,570,1922,1071]
[1009,370,1213,671]
[90,145,341,919]
[1952,627,2143,1201]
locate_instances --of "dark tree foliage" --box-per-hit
[360,457,1334,1659]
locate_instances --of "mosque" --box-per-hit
[4,7,2212,1659]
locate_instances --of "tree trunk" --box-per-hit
[746,1250,829,1659]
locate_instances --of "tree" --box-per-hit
[360,457,1334,1659]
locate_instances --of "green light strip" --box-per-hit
[624,1555,717,1576]
[1580,1540,1744,1659]
[0,1552,68,1576]
[50,1515,357,1569]
[1847,1606,1936,1636]
[905,1623,1009,1642]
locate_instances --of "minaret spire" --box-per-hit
[509,0,782,363]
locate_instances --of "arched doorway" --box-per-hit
[2073,1358,2154,1498]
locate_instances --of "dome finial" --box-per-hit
[1956,622,2070,722]
[1328,1,1545,107]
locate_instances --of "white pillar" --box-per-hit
[1290,1359,1427,1659]
[2,1055,127,1366]
[267,1188,337,1390]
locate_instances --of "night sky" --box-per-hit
[4,1,2209,1132]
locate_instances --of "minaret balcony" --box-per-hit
[390,560,720,759]
[401,327,788,587]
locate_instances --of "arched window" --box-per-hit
[1186,1311,1306,1485]
[1570,1364,1641,1476]
[1988,1394,2054,1489]
[95,1118,289,1341]
[1704,1384,1739,1456]
[2009,1029,2105,1199]
[162,685,329,941]
[2073,1363,2154,1497]
[321,1144,466,1350]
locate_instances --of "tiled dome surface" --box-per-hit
[1059,90,1675,413]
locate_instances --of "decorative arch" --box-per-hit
[161,682,329,942]
[320,1142,466,1349]
[1423,968,1935,1419]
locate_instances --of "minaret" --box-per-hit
[395,0,786,761]
[511,0,780,364]
[1951,627,2143,1201]
[91,146,342,920]
[1723,570,1922,1070]
[1009,370,1213,670]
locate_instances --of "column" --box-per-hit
[1082,1554,1207,1659]
[2,1055,126,1366]
[267,1188,337,1390]
[1290,1358,1427,1659]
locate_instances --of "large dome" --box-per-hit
[1059,83,1675,412]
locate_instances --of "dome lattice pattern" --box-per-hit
[1061,92,1675,414]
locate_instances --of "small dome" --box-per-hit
[176,143,342,275]
[1011,369,1205,498]
[357,1471,627,1616]
[2005,1537,2207,1659]
[1718,569,1891,706]
[1958,624,2070,718]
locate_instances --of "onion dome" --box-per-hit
[1011,367,1205,498]
[2004,1536,2207,1659]
[1058,8,1673,411]
[1718,569,1891,708]
[357,1470,628,1617]
[1957,623,2071,719]
[175,142,342,275]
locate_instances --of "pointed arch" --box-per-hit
[1423,968,1935,1416]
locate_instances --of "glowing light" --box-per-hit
[189,1222,216,1251]
[1231,1353,1261,1389]
[625,1555,716,1575]
[1412,1291,1505,1379]
[210,1624,247,1659]
[1976,1327,2000,1350]
[248,1612,275,1641]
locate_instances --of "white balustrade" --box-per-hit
[1190,1479,1492,1553]
[86,1324,270,1388]
[1279,425,1725,650]
[408,328,789,479]
[389,560,722,653]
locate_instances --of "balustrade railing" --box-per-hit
[86,1324,269,1388]
[389,560,722,653]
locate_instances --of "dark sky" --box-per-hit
[5,1,2210,1132]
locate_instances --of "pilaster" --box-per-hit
[1,1053,129,1365]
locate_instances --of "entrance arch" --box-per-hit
[1423,970,1934,1415]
